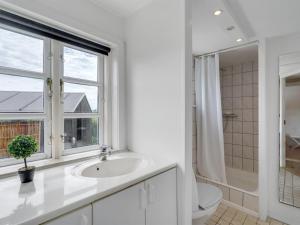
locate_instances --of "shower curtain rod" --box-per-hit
[193,40,259,58]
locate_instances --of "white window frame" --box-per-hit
[58,43,104,155]
[0,22,110,168]
[0,24,52,167]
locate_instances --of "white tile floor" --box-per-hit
[279,167,300,207]
[193,203,288,225]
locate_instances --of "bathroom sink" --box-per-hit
[73,155,148,178]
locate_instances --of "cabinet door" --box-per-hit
[43,205,92,225]
[93,182,146,225]
[146,168,177,225]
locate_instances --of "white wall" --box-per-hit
[125,0,192,224]
[265,33,300,225]
[0,0,127,150]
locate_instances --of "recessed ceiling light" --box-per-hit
[213,10,223,16]
[236,38,243,42]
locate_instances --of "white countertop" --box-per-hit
[0,152,176,225]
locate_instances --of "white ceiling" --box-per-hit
[89,0,154,17]
[219,45,258,67]
[193,0,300,54]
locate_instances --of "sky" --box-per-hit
[0,27,99,112]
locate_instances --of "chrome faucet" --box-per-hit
[99,145,111,161]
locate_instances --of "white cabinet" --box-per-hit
[93,168,177,225]
[43,205,92,225]
[93,182,146,225]
[145,168,177,225]
[42,169,176,225]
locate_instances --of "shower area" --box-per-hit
[193,45,259,212]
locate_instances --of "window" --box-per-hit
[61,45,104,154]
[0,21,108,167]
[0,25,51,166]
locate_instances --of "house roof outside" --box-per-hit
[0,91,92,113]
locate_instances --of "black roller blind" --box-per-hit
[0,9,111,55]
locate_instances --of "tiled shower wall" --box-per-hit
[221,61,258,173]
[192,61,259,173]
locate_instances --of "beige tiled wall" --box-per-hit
[221,61,259,173]
[192,61,258,174]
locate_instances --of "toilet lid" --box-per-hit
[197,183,223,210]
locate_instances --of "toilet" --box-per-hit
[192,173,223,224]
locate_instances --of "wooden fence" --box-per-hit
[0,121,41,158]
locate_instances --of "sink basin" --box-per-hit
[73,155,148,178]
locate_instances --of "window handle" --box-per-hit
[60,134,65,143]
[60,79,64,103]
[46,78,52,97]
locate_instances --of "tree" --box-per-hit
[8,135,38,169]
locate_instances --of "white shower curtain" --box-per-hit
[195,54,227,183]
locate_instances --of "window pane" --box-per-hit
[63,47,98,81]
[0,120,44,159]
[0,27,44,73]
[64,82,98,113]
[0,74,44,113]
[63,118,98,150]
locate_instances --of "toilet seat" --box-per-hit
[193,182,223,220]
[197,183,222,209]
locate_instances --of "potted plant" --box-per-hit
[8,135,38,183]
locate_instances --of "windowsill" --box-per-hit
[0,149,127,178]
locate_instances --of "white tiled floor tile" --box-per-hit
[202,205,285,225]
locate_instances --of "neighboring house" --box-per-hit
[0,91,94,158]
